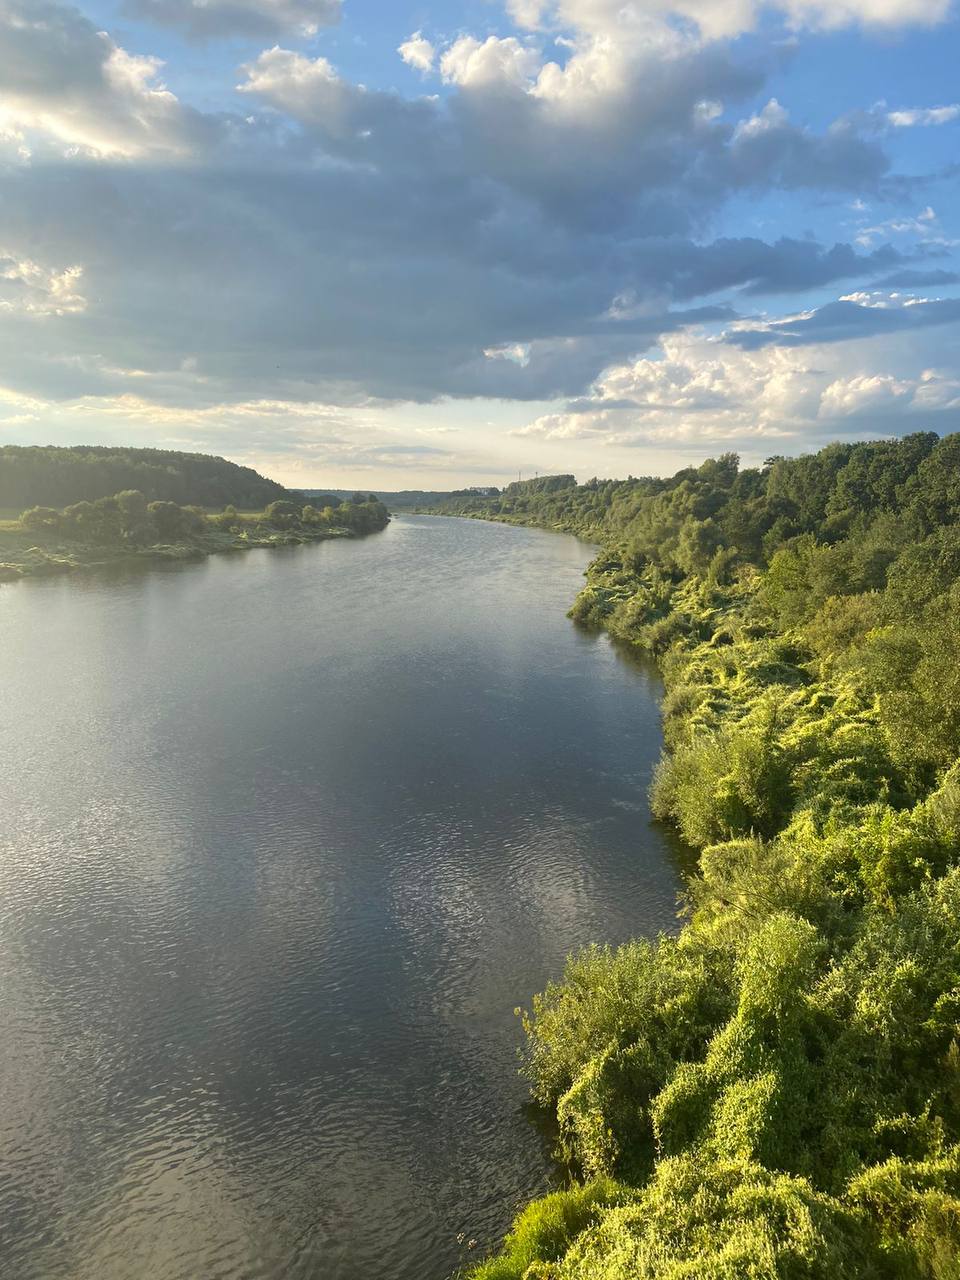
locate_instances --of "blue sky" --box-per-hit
[0,0,957,487]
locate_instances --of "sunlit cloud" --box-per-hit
[0,0,956,482]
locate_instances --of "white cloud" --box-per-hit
[517,322,960,447]
[887,104,960,126]
[838,289,940,307]
[506,0,951,45]
[854,206,955,248]
[732,97,790,140]
[506,0,550,26]
[440,36,541,89]
[517,332,827,442]
[398,31,436,74]
[776,0,950,31]
[0,254,86,316]
[0,0,956,478]
[819,372,913,415]
[239,47,345,114]
[0,2,208,158]
[913,368,960,410]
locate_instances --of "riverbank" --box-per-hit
[431,444,960,1278]
[0,494,390,584]
[0,523,352,584]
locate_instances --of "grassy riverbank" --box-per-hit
[433,437,960,1278]
[0,492,389,584]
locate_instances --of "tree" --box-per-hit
[116,490,153,544]
[19,506,61,535]
[148,500,188,541]
[61,501,97,540]
[264,500,301,529]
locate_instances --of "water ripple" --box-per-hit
[0,516,683,1280]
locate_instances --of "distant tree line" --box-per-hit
[256,496,389,536]
[0,445,292,510]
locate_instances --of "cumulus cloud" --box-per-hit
[0,0,956,477]
[237,46,443,158]
[440,36,542,88]
[517,326,960,450]
[518,332,827,443]
[239,47,348,117]
[398,31,436,73]
[0,0,215,157]
[819,372,913,415]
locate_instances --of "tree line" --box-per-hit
[0,444,292,510]
[12,491,389,553]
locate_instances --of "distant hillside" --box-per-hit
[0,446,291,511]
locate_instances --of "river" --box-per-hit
[0,514,683,1280]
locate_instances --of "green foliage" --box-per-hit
[550,1157,888,1279]
[19,505,61,533]
[467,1178,627,1280]
[264,499,302,528]
[0,443,293,510]
[1,486,389,581]
[462,436,960,1280]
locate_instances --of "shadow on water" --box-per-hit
[575,622,699,886]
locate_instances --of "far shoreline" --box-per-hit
[0,496,391,586]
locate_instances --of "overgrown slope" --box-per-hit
[438,434,960,1279]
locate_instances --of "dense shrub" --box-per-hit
[4,490,389,562]
[469,1179,628,1280]
[463,438,960,1280]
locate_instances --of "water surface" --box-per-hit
[0,515,682,1280]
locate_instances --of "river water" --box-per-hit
[0,515,683,1280]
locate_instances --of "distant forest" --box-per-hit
[302,487,499,510]
[0,445,291,510]
[429,433,960,564]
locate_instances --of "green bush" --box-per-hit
[554,1157,885,1279]
[450,440,960,1280]
[467,1178,628,1280]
